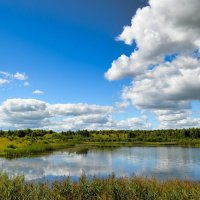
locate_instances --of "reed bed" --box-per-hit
[0,173,199,200]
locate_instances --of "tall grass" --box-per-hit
[0,173,199,200]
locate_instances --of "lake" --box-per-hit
[0,147,200,182]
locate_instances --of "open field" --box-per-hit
[0,128,200,158]
[0,173,199,200]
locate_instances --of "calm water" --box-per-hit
[0,147,200,182]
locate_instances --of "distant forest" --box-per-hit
[0,128,200,139]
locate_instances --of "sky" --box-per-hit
[0,0,199,131]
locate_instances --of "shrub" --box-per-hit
[7,144,17,149]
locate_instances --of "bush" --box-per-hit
[7,144,17,149]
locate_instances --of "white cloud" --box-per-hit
[0,71,28,86]
[153,110,200,129]
[105,0,200,80]
[122,56,200,110]
[0,99,50,129]
[47,115,151,131]
[105,0,200,128]
[121,56,200,129]
[115,101,130,109]
[0,79,10,85]
[49,103,114,116]
[115,117,151,130]
[33,90,44,95]
[0,71,12,78]
[14,72,27,81]
[24,82,30,87]
[46,114,112,131]
[0,99,150,130]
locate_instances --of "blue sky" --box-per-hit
[0,0,199,130]
[0,0,146,103]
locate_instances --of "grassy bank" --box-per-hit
[0,173,199,200]
[0,132,75,158]
[0,128,200,158]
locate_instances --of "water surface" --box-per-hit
[0,147,200,181]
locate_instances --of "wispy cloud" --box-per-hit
[24,82,30,87]
[0,79,10,86]
[0,71,28,86]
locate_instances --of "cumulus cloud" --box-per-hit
[33,90,44,95]
[105,0,200,128]
[153,110,200,129]
[105,0,200,81]
[0,99,150,130]
[0,99,50,129]
[122,56,200,110]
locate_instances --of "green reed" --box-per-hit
[0,173,199,200]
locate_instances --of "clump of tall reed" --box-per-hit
[0,173,199,200]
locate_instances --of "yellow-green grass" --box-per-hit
[0,136,75,158]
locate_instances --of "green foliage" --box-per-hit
[0,129,54,138]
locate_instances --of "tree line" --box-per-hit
[0,128,200,139]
